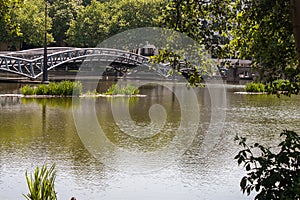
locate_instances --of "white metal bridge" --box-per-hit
[0,47,171,79]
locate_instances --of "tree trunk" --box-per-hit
[291,0,300,71]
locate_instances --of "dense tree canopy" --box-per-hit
[0,0,165,49]
[158,0,300,84]
[0,0,22,45]
[1,0,300,85]
[14,0,54,47]
[66,0,110,47]
[229,0,298,82]
[66,0,163,47]
[49,0,82,46]
[157,0,234,58]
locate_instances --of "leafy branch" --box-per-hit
[234,130,300,200]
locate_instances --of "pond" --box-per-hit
[0,81,299,200]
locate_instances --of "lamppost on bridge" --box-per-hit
[42,0,48,83]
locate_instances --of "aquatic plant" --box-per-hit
[20,81,82,96]
[23,163,57,200]
[245,82,265,92]
[21,85,35,95]
[104,84,139,95]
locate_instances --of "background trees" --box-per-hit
[49,0,82,46]
[158,0,300,84]
[1,0,300,85]
[229,0,298,82]
[0,0,165,49]
[66,0,163,47]
[66,0,109,47]
[0,0,22,49]
[13,0,54,48]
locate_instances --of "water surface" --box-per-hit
[0,82,299,200]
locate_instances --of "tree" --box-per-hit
[13,0,54,47]
[108,0,164,36]
[66,0,165,47]
[0,0,22,48]
[235,130,300,199]
[66,0,110,47]
[229,0,298,82]
[158,0,235,58]
[158,0,300,85]
[49,0,82,46]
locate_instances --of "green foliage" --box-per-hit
[229,0,297,82]
[104,84,139,95]
[157,0,234,58]
[234,130,300,200]
[66,0,109,47]
[34,84,49,95]
[21,81,82,96]
[49,0,82,46]
[21,85,35,95]
[66,0,164,47]
[12,0,54,46]
[265,79,300,97]
[150,49,205,87]
[158,0,300,89]
[108,0,164,34]
[23,163,57,200]
[0,0,23,44]
[245,82,265,93]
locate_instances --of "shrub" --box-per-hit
[265,79,298,96]
[234,130,300,200]
[104,84,139,95]
[72,81,83,96]
[123,85,139,95]
[23,163,57,200]
[245,82,265,92]
[34,84,49,95]
[21,85,35,95]
[20,81,82,96]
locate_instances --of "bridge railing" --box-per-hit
[0,47,153,79]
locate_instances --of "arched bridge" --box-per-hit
[0,47,170,79]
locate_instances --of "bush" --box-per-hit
[20,81,82,96]
[265,79,298,96]
[104,84,139,95]
[21,85,35,95]
[23,163,57,200]
[245,82,265,92]
[234,130,300,200]
[34,84,49,95]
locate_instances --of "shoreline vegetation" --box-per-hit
[235,79,299,95]
[21,81,82,96]
[18,81,143,97]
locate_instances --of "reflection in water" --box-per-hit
[0,82,299,199]
[96,85,181,152]
[21,97,79,108]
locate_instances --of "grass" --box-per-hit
[104,84,139,95]
[21,81,82,96]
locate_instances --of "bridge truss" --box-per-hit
[0,47,171,79]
